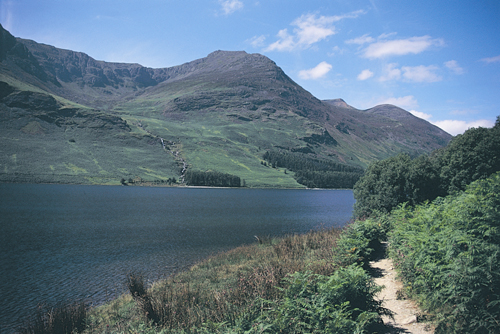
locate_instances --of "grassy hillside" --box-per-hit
[0,25,452,187]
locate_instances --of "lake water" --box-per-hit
[0,184,354,332]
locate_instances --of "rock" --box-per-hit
[402,315,417,325]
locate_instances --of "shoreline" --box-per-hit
[0,180,354,190]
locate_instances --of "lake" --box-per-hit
[0,184,354,332]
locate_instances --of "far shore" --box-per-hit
[0,180,354,190]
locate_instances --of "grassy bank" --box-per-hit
[20,227,392,334]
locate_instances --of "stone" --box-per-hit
[402,315,417,325]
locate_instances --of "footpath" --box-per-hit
[370,243,435,334]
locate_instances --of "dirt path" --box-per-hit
[370,247,434,333]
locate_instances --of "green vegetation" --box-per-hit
[262,150,364,189]
[388,173,500,333]
[184,170,243,187]
[1,25,453,187]
[350,119,500,333]
[353,119,500,217]
[20,227,395,334]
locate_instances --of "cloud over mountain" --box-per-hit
[299,61,332,79]
[266,11,364,52]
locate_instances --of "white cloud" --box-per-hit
[266,29,295,51]
[294,14,337,46]
[299,61,332,80]
[402,65,442,82]
[405,107,495,135]
[481,55,500,63]
[379,64,442,82]
[357,69,374,80]
[379,63,401,81]
[409,110,432,120]
[378,32,398,39]
[345,34,374,45]
[379,95,418,109]
[444,60,464,74]
[362,35,444,59]
[266,10,365,52]
[219,0,243,15]
[433,119,494,136]
[247,35,266,48]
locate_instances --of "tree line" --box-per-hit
[353,116,500,218]
[184,170,243,187]
[262,150,364,189]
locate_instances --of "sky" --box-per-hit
[1,0,499,135]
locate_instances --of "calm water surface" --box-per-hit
[0,184,354,332]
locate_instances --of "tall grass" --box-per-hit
[126,228,343,331]
[21,226,391,333]
[18,302,87,334]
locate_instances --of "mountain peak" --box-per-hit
[0,25,453,187]
[207,50,248,57]
[322,98,356,110]
[0,24,17,60]
[365,104,416,121]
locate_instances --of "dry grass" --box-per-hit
[127,228,342,330]
[18,302,87,334]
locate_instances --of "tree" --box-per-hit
[437,126,500,194]
[353,119,500,218]
[405,154,443,205]
[353,154,411,217]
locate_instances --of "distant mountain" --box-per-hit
[0,24,452,187]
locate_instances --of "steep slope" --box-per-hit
[0,25,452,187]
[0,26,181,185]
[321,99,450,163]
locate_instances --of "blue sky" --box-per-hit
[1,0,499,135]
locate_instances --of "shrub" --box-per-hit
[388,172,500,333]
[353,121,500,219]
[243,266,390,333]
[333,217,390,267]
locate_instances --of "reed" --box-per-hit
[18,301,87,334]
[124,228,343,331]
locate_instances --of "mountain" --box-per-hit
[0,25,452,187]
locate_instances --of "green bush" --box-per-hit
[334,217,390,267]
[240,266,389,334]
[353,120,500,218]
[388,172,500,333]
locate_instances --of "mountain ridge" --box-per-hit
[0,25,452,187]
